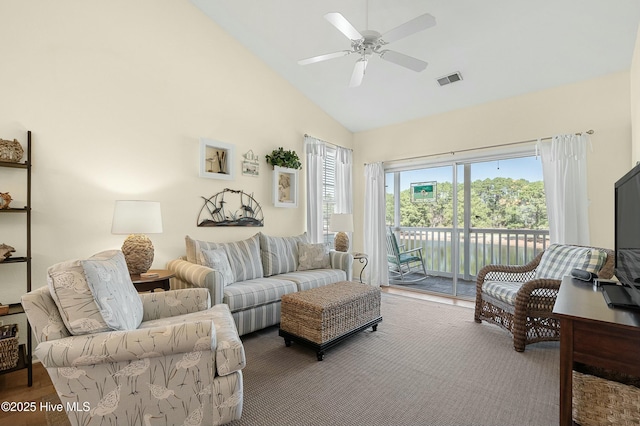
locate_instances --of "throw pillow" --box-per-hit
[297,242,331,271]
[81,250,143,331]
[535,244,603,280]
[223,233,264,282]
[185,235,217,265]
[186,234,264,281]
[260,232,309,276]
[200,248,235,286]
[47,259,112,335]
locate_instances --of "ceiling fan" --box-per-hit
[298,11,436,87]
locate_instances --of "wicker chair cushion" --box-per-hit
[535,244,605,280]
[481,280,523,305]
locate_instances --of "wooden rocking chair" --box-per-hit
[386,227,427,282]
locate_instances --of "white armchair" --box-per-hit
[21,250,245,426]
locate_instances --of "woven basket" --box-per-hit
[0,138,24,163]
[573,370,640,425]
[0,333,19,371]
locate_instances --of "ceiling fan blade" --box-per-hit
[380,50,428,72]
[381,13,436,44]
[324,12,363,41]
[298,50,351,65]
[349,57,368,87]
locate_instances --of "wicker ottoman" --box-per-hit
[279,281,382,360]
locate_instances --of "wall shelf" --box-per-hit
[0,130,32,386]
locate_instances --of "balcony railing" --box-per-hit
[394,226,550,280]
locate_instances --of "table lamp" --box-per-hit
[111,200,163,274]
[329,213,353,252]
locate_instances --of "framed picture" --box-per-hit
[242,150,260,177]
[199,138,235,180]
[273,166,298,208]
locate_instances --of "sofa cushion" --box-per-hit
[223,277,297,312]
[535,244,605,280]
[185,234,263,282]
[259,232,309,277]
[200,248,235,286]
[297,242,331,271]
[47,259,111,335]
[272,269,347,292]
[81,250,143,331]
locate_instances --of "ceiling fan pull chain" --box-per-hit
[366,0,369,30]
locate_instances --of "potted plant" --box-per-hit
[265,147,302,170]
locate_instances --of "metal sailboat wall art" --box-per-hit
[197,188,264,227]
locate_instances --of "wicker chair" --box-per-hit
[474,245,615,352]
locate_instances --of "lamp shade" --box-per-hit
[329,213,353,233]
[111,200,163,235]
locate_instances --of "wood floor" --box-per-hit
[0,361,54,426]
[0,287,473,425]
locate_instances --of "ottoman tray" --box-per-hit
[279,281,382,360]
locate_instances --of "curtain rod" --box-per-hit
[304,133,353,151]
[363,129,594,166]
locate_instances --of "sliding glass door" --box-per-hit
[386,164,459,295]
[386,153,548,299]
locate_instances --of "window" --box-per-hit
[321,146,337,245]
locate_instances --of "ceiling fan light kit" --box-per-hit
[298,10,436,87]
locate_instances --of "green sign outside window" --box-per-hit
[411,182,436,202]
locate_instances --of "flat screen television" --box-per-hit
[613,162,640,307]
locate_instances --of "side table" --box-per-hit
[353,253,368,283]
[130,269,175,293]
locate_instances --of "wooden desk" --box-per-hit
[552,277,640,425]
[130,269,174,292]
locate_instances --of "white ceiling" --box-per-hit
[191,0,640,133]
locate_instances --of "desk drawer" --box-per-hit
[573,320,640,377]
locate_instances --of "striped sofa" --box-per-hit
[168,233,353,335]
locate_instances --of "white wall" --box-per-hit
[352,72,632,254]
[631,23,640,164]
[0,0,352,302]
[1,1,635,303]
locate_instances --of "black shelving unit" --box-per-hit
[0,131,32,386]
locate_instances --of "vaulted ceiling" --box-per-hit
[191,0,640,132]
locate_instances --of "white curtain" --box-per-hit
[538,134,590,245]
[364,162,388,286]
[335,146,353,214]
[305,136,326,243]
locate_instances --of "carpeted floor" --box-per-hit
[230,292,559,426]
[42,293,559,425]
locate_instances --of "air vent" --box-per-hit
[437,72,463,86]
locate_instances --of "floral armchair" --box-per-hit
[474,244,614,352]
[21,250,245,426]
